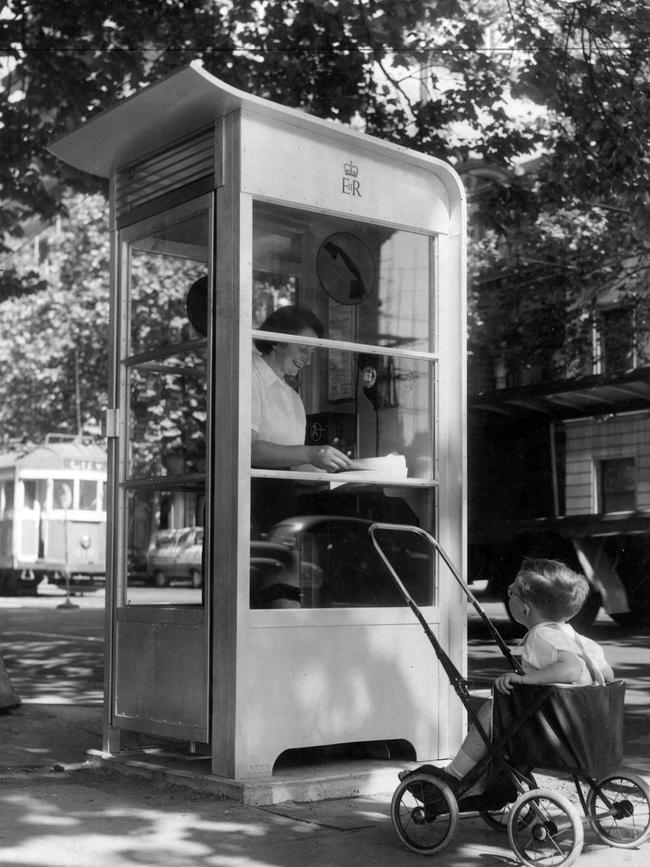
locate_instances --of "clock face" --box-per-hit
[316,233,375,305]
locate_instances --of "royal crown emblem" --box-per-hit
[343,161,359,178]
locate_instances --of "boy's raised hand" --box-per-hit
[494,672,524,694]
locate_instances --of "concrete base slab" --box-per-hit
[87,747,409,806]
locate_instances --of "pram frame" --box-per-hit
[369,522,650,864]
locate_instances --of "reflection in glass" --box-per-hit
[301,349,434,480]
[250,478,434,609]
[127,210,208,358]
[127,350,207,480]
[121,204,209,607]
[125,488,204,605]
[253,201,433,351]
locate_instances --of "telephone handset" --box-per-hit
[357,354,398,411]
[316,233,375,305]
[322,241,366,302]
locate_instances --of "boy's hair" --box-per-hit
[254,305,324,355]
[516,558,589,621]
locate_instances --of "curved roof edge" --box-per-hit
[48,61,464,205]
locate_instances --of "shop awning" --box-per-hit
[471,368,650,420]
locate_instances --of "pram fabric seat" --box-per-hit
[492,680,625,779]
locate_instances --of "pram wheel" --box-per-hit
[586,771,650,848]
[391,773,459,855]
[508,788,583,866]
[480,769,537,832]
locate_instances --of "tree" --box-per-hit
[0,0,462,248]
[1,0,649,437]
[0,194,110,443]
[466,0,650,382]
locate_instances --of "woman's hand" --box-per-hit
[494,672,524,694]
[308,445,353,473]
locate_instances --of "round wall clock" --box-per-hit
[316,233,375,305]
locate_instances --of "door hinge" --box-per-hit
[103,408,120,438]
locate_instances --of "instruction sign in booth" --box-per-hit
[49,61,467,792]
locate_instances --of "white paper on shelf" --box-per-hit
[328,453,408,488]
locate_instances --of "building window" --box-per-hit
[595,308,635,374]
[599,457,636,513]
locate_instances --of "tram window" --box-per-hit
[54,479,74,510]
[23,479,47,510]
[79,480,97,511]
[0,481,13,517]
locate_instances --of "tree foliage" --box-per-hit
[0,0,457,240]
[464,0,650,381]
[1,0,649,439]
[0,194,109,443]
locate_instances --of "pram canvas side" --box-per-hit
[492,680,625,779]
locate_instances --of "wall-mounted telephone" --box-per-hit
[357,354,398,411]
[306,412,356,458]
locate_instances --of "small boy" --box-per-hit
[401,558,614,794]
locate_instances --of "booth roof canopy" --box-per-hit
[48,60,459,186]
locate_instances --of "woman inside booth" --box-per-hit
[250,305,351,538]
[250,305,352,607]
[251,305,351,473]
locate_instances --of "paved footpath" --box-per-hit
[1,590,650,865]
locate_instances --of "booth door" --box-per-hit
[111,196,212,742]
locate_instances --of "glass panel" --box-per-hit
[126,348,207,480]
[600,307,634,374]
[250,480,434,608]
[128,211,209,357]
[53,479,75,510]
[253,202,433,352]
[251,345,434,479]
[79,480,97,511]
[248,204,436,611]
[125,488,204,605]
[23,479,47,511]
[600,458,636,513]
[1,481,14,517]
[121,202,209,607]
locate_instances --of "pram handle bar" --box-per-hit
[368,523,524,678]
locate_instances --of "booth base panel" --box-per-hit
[85,745,422,806]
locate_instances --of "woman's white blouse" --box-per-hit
[251,352,306,446]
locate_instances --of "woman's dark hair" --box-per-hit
[254,305,324,355]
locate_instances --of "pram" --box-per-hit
[369,523,650,866]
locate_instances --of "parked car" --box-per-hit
[145,527,204,588]
[250,516,432,609]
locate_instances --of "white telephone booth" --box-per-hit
[50,61,467,797]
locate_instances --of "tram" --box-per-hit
[0,438,107,595]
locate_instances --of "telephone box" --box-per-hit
[49,61,467,796]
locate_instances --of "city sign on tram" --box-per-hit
[49,61,466,801]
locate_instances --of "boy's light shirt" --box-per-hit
[517,621,608,686]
